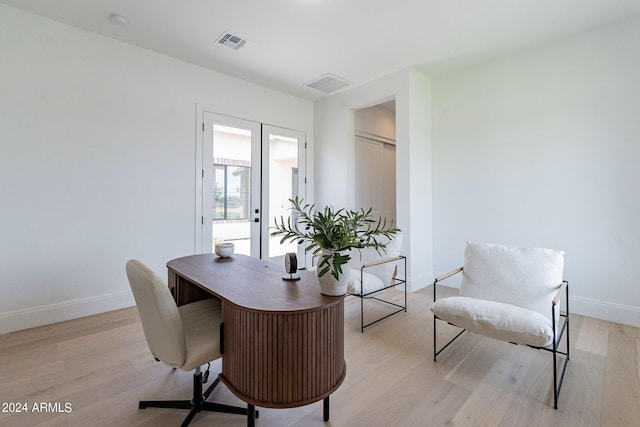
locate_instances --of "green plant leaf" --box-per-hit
[268,197,400,278]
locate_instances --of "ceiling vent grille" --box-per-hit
[305,73,351,93]
[216,31,248,50]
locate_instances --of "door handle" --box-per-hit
[254,218,260,223]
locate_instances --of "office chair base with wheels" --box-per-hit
[138,366,258,427]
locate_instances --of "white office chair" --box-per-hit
[126,259,253,426]
[430,242,570,408]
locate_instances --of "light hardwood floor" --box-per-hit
[1,285,638,427]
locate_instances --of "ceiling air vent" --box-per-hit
[305,73,351,94]
[216,31,248,50]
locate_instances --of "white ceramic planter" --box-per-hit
[315,249,350,296]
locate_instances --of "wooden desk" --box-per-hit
[167,253,346,424]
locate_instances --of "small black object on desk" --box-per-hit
[282,252,301,281]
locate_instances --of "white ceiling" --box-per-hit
[2,0,640,101]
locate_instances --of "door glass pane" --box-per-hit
[213,165,225,219]
[212,124,252,256]
[267,133,299,258]
[226,166,250,219]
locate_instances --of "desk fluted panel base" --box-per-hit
[221,301,345,408]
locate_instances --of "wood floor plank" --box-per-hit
[343,357,465,427]
[0,346,62,378]
[0,308,139,354]
[406,380,471,426]
[601,322,640,427]
[443,338,510,392]
[0,411,69,427]
[576,316,610,356]
[0,287,638,426]
[448,358,521,426]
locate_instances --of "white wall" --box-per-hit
[3,6,637,332]
[314,69,433,290]
[354,103,396,143]
[431,18,640,326]
[0,6,313,333]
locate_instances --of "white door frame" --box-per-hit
[195,109,306,266]
[201,112,261,256]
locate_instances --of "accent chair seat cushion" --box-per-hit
[347,269,387,295]
[430,296,554,348]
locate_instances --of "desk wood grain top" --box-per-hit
[167,253,343,313]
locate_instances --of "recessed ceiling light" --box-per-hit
[109,14,128,26]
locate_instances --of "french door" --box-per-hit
[201,112,305,265]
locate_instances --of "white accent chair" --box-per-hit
[347,233,407,332]
[126,259,253,426]
[430,242,570,408]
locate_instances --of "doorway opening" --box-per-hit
[354,100,397,225]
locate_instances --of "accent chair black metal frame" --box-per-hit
[432,267,570,409]
[350,255,407,332]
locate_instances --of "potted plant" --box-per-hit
[271,197,400,295]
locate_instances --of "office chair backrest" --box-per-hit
[460,242,564,321]
[126,259,186,368]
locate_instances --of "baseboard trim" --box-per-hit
[569,295,640,328]
[406,273,432,293]
[0,291,136,335]
[3,288,637,334]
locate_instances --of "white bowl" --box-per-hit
[215,242,235,258]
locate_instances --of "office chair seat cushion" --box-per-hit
[347,269,387,295]
[430,296,554,348]
[178,298,223,372]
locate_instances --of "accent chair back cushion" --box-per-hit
[126,259,186,368]
[348,232,403,284]
[460,242,564,321]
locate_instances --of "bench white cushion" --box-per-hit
[430,296,554,348]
